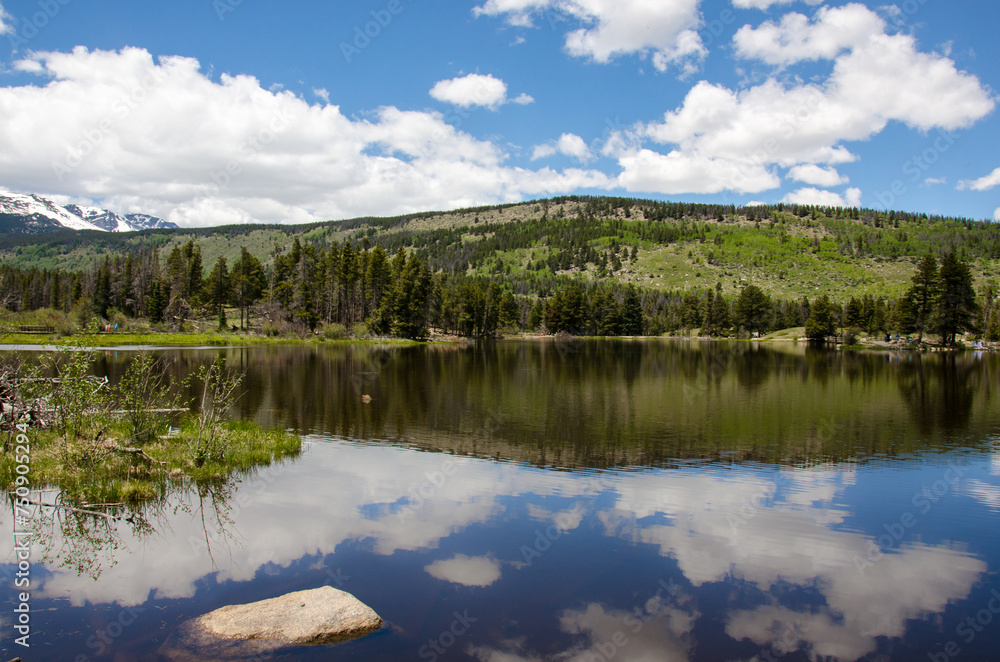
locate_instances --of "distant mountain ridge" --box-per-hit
[0,192,176,234]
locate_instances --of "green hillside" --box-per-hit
[2,196,995,301]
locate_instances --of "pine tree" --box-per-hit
[711,284,730,334]
[621,285,643,336]
[230,247,265,330]
[933,251,978,345]
[392,257,432,338]
[908,253,938,342]
[734,284,770,335]
[206,256,231,319]
[805,294,836,340]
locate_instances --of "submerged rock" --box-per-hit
[160,586,382,660]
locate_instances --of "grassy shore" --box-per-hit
[1,419,302,505]
[0,331,427,347]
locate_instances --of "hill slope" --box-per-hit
[0,196,996,302]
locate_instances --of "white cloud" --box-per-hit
[958,166,1000,191]
[472,0,551,28]
[734,4,886,65]
[606,468,984,662]
[0,48,608,227]
[429,73,514,110]
[511,92,534,105]
[312,88,330,104]
[617,4,994,198]
[13,434,987,662]
[788,164,848,187]
[474,0,706,73]
[783,186,862,207]
[12,58,44,74]
[732,0,822,9]
[924,177,946,186]
[617,148,780,195]
[532,133,593,162]
[424,554,502,587]
[965,479,1000,512]
[0,3,12,35]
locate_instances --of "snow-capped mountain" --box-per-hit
[0,192,177,234]
[64,204,177,232]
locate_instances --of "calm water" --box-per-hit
[3,340,1000,661]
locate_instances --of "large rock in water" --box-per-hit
[160,586,382,660]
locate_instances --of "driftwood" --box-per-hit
[18,498,121,522]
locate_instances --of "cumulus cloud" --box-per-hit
[429,73,531,110]
[958,166,1000,191]
[617,148,779,195]
[531,133,592,162]
[734,3,886,65]
[783,186,862,207]
[732,0,822,9]
[0,48,610,227]
[424,555,502,587]
[611,3,994,198]
[473,0,706,73]
[788,164,848,187]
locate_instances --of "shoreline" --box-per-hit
[0,330,991,352]
[0,331,429,349]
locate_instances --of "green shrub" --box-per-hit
[322,323,349,340]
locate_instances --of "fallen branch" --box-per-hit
[17,498,120,522]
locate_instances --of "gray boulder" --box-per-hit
[161,586,382,660]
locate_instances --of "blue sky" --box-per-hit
[0,0,997,227]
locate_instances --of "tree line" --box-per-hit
[0,235,988,344]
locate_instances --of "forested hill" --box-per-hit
[1,196,997,303]
[0,196,995,344]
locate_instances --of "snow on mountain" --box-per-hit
[0,193,105,232]
[123,213,177,231]
[0,193,177,234]
[65,204,134,232]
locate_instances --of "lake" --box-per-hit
[3,339,1000,661]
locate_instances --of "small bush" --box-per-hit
[352,322,372,339]
[322,323,349,340]
[844,326,863,346]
